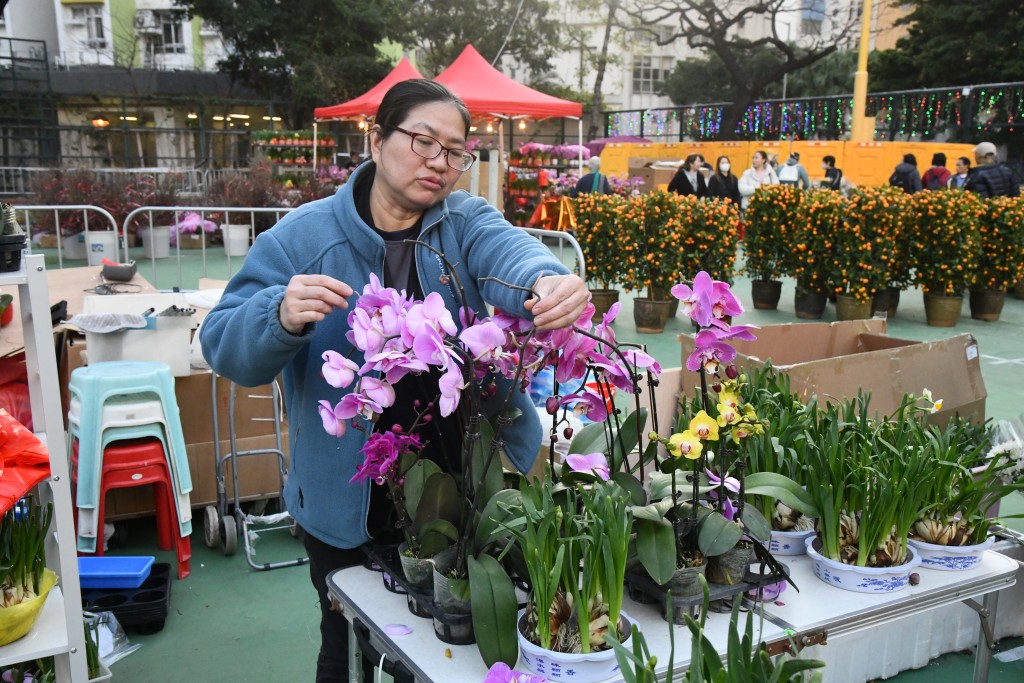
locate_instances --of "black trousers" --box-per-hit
[300,526,375,683]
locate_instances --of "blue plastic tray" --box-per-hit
[78,556,155,589]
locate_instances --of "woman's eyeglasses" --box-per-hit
[391,126,476,171]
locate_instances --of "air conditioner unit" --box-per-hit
[134,10,160,33]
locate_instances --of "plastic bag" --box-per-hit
[0,408,50,514]
[84,610,141,667]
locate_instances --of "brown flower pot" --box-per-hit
[1014,282,1024,300]
[923,292,963,327]
[835,293,873,321]
[793,287,827,319]
[633,297,674,334]
[968,289,1005,321]
[750,279,782,310]
[588,288,620,319]
[872,287,901,318]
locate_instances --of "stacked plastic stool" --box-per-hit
[70,437,191,579]
[68,361,193,579]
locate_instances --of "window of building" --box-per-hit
[632,55,671,95]
[802,0,825,36]
[156,11,186,54]
[72,6,106,48]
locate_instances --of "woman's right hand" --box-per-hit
[278,274,354,334]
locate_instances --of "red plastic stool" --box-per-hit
[71,437,191,579]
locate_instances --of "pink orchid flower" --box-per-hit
[565,452,610,480]
[360,377,395,409]
[412,325,458,371]
[484,662,548,683]
[321,350,359,389]
[560,390,609,423]
[405,292,457,341]
[362,348,428,385]
[686,328,738,373]
[348,307,386,357]
[459,320,507,362]
[317,399,346,437]
[671,271,716,327]
[334,392,383,421]
[707,468,741,521]
[438,365,465,417]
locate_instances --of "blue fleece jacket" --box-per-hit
[199,163,570,548]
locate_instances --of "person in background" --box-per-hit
[965,141,1021,198]
[706,155,741,204]
[738,150,779,210]
[888,154,922,194]
[921,152,951,191]
[199,79,588,683]
[821,155,843,191]
[777,152,810,189]
[948,156,971,189]
[569,156,612,196]
[668,153,708,197]
[696,154,714,186]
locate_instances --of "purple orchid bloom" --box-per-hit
[317,399,346,437]
[321,350,359,389]
[334,391,383,421]
[483,662,548,683]
[412,325,458,371]
[348,307,386,357]
[362,348,428,385]
[360,377,395,409]
[671,271,716,327]
[708,279,745,329]
[685,328,738,373]
[565,452,610,480]
[716,324,759,342]
[357,272,393,309]
[560,390,609,423]
[554,330,598,384]
[707,468,741,521]
[459,320,507,362]
[405,292,457,342]
[438,365,465,417]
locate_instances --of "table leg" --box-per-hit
[972,590,1000,683]
[349,617,363,683]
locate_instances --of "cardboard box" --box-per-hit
[628,157,680,193]
[678,320,986,426]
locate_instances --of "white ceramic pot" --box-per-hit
[517,608,631,683]
[907,536,994,571]
[142,225,171,259]
[769,528,815,556]
[805,537,920,594]
[221,224,251,257]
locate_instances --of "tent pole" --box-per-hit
[497,119,505,209]
[577,118,583,169]
[312,121,319,173]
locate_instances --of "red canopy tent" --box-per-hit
[433,45,582,119]
[313,56,424,120]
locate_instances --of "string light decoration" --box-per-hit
[606,83,1024,140]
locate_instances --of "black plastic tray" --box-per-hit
[625,561,790,624]
[81,562,172,634]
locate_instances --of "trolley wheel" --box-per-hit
[204,505,220,549]
[220,515,237,556]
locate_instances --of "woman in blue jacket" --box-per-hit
[200,79,587,682]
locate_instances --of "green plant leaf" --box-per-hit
[611,471,647,505]
[744,472,819,518]
[567,420,609,457]
[413,472,462,538]
[740,505,771,543]
[697,512,743,557]
[474,489,522,553]
[634,517,676,585]
[471,417,505,507]
[468,554,519,668]
[404,459,442,523]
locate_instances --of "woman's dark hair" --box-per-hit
[374,79,471,138]
[823,155,836,166]
[682,153,700,171]
[957,156,971,168]
[931,152,947,166]
[753,150,768,162]
[716,155,731,173]
[903,153,917,165]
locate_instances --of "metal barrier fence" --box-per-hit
[0,166,252,198]
[12,204,586,291]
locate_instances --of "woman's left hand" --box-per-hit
[525,274,589,330]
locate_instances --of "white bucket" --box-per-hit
[63,233,87,260]
[142,226,171,259]
[85,231,118,266]
[222,224,250,257]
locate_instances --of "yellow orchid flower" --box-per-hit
[716,384,742,408]
[669,431,704,460]
[716,402,742,427]
[688,410,720,441]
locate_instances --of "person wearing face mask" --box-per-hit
[707,155,741,204]
[821,155,843,191]
[200,79,588,682]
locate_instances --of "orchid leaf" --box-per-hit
[566,420,610,459]
[696,512,743,557]
[471,416,505,507]
[740,505,772,543]
[611,471,646,505]
[634,517,676,585]
[468,554,519,668]
[413,472,461,539]
[474,489,522,553]
[744,471,819,518]
[404,459,442,522]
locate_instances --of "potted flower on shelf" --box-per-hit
[968,196,1024,321]
[0,495,57,647]
[742,185,803,310]
[906,189,983,327]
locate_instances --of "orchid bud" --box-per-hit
[711,383,722,393]
[390,424,403,433]
[563,427,574,439]
[545,397,559,415]
[520,379,529,393]
[725,364,739,380]
[421,414,433,424]
[413,399,421,409]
